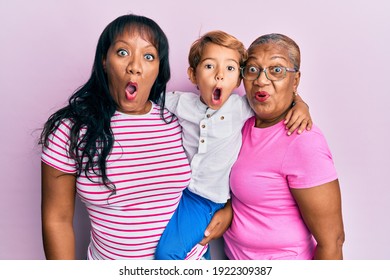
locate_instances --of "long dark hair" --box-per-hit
[39,14,171,194]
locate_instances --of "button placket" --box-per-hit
[198,113,210,153]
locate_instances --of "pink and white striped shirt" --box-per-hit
[42,103,191,259]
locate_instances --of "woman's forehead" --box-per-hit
[248,44,289,61]
[249,42,286,53]
[116,26,158,47]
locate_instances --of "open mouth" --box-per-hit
[125,83,137,101]
[256,92,266,98]
[213,88,222,101]
[255,91,269,102]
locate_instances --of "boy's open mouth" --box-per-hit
[213,88,221,101]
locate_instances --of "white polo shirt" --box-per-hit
[165,91,253,203]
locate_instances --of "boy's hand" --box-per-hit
[199,200,232,246]
[285,98,312,135]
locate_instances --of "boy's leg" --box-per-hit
[155,188,207,259]
[155,188,223,260]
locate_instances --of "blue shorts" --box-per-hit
[155,188,225,259]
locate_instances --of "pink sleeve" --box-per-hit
[282,128,338,189]
[41,119,77,173]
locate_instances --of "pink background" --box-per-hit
[1,0,389,259]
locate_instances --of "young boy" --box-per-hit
[155,30,311,260]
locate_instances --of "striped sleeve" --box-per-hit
[41,119,77,173]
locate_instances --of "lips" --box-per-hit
[125,82,137,101]
[255,91,269,102]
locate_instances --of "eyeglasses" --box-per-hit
[241,65,298,81]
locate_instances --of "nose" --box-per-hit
[215,72,223,81]
[215,68,224,81]
[126,56,142,75]
[254,69,268,86]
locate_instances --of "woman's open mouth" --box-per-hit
[255,91,269,102]
[125,82,137,101]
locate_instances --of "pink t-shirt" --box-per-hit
[224,117,338,260]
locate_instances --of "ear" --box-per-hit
[102,57,107,73]
[293,71,301,93]
[187,67,197,85]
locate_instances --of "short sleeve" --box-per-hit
[282,129,338,189]
[238,94,254,121]
[41,119,77,173]
[165,91,181,114]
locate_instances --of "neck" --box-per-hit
[255,113,287,128]
[254,103,294,128]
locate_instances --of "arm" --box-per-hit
[285,94,313,135]
[199,200,233,245]
[290,179,345,259]
[41,162,77,259]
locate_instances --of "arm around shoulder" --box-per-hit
[285,94,313,135]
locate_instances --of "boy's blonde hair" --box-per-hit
[188,30,247,69]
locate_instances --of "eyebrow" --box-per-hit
[112,39,129,46]
[270,55,288,62]
[200,57,240,65]
[247,55,288,63]
[112,40,156,50]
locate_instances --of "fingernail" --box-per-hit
[204,230,210,237]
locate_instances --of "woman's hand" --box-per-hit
[199,200,233,246]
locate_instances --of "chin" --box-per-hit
[210,99,226,110]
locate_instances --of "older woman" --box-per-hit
[223,34,345,260]
[40,14,230,260]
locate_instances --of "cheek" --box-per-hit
[107,71,120,91]
[243,80,253,94]
[105,62,118,81]
[274,88,294,107]
[196,69,212,84]
[146,71,159,89]
[274,79,293,94]
[148,64,160,82]
[228,73,241,88]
